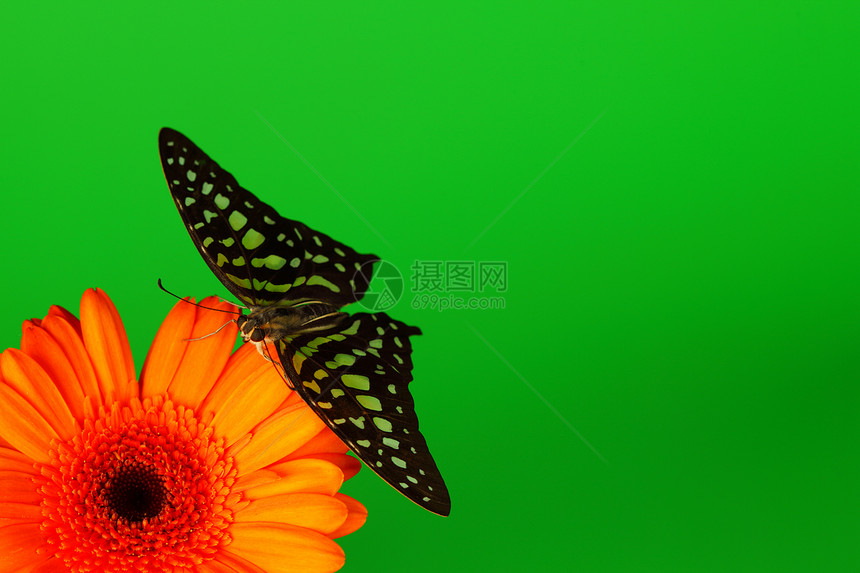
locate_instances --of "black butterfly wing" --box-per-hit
[158,127,378,308]
[276,312,451,516]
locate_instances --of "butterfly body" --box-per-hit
[237,302,347,342]
[236,304,347,369]
[159,128,451,516]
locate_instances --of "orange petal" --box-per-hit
[0,471,39,504]
[277,384,306,409]
[0,522,44,571]
[0,502,42,521]
[166,297,238,408]
[201,344,289,447]
[302,453,361,482]
[234,493,348,535]
[231,469,281,493]
[0,349,77,441]
[230,402,327,475]
[195,557,249,573]
[287,426,348,459]
[139,297,196,398]
[20,321,87,422]
[329,494,368,539]
[235,459,345,498]
[227,522,345,573]
[46,305,81,336]
[210,549,268,573]
[80,289,136,404]
[40,314,102,411]
[0,384,59,463]
[31,559,73,573]
[0,448,36,474]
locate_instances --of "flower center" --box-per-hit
[35,395,239,573]
[104,460,166,524]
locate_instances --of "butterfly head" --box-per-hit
[235,313,266,342]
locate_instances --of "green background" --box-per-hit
[2,2,858,571]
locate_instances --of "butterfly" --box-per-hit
[157,128,450,516]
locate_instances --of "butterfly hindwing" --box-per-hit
[158,128,378,307]
[276,312,451,516]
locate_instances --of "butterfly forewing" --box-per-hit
[158,128,378,307]
[276,312,451,516]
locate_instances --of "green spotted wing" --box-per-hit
[278,312,451,516]
[158,127,378,307]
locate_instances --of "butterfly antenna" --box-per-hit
[219,296,248,310]
[184,319,238,342]
[157,278,242,315]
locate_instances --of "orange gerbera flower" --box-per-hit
[0,289,367,573]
